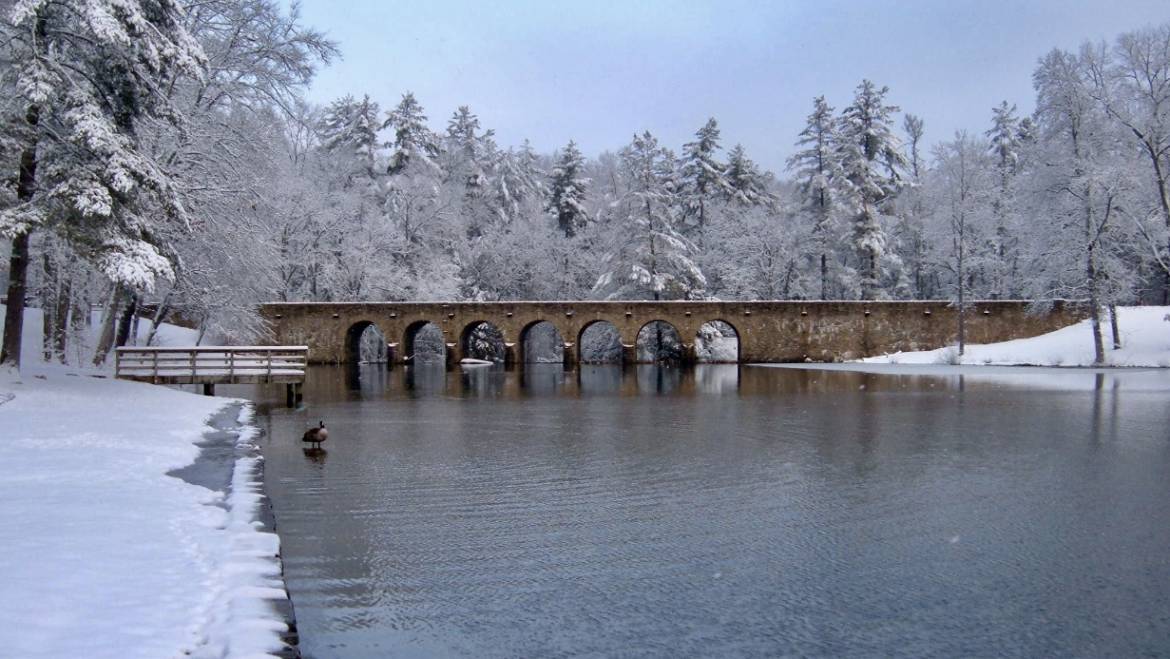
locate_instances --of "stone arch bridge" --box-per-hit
[261,300,1083,366]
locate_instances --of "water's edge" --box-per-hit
[168,402,300,658]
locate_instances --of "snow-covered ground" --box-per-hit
[859,305,1170,367]
[0,308,292,658]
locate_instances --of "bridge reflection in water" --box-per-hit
[261,362,1143,408]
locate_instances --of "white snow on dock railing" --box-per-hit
[115,346,307,385]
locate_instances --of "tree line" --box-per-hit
[2,3,1168,369]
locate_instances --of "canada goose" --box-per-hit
[302,420,329,449]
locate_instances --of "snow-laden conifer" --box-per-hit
[547,140,589,238]
[834,79,908,300]
[594,132,705,300]
[1,0,206,368]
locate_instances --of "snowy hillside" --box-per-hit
[861,306,1170,367]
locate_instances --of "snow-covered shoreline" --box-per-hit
[0,368,295,658]
[855,305,1169,368]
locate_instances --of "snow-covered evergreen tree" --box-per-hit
[384,92,440,175]
[834,79,908,299]
[788,96,840,299]
[1,0,206,368]
[723,144,768,207]
[679,118,729,243]
[319,94,382,181]
[594,132,705,300]
[547,140,589,238]
[985,101,1024,297]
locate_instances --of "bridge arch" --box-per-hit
[695,319,741,363]
[519,320,565,363]
[403,320,446,365]
[460,320,508,363]
[578,319,624,364]
[636,320,682,363]
[345,320,388,364]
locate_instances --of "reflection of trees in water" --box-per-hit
[357,325,387,363]
[637,321,681,363]
[410,323,446,364]
[580,322,623,363]
[404,363,447,394]
[521,364,565,394]
[524,322,564,363]
[694,364,739,393]
[465,322,506,362]
[635,363,681,393]
[695,321,738,363]
[577,364,623,394]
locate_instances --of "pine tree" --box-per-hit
[724,144,767,206]
[594,132,705,300]
[547,140,589,238]
[679,118,729,243]
[788,96,839,299]
[986,101,1024,298]
[383,92,440,175]
[834,80,908,300]
[1,0,206,369]
[493,140,546,223]
[319,94,382,181]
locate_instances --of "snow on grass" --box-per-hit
[0,310,290,658]
[861,305,1170,367]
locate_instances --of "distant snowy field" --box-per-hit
[0,308,290,658]
[859,305,1170,367]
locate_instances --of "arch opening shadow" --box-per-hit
[695,320,740,363]
[636,320,682,363]
[461,321,506,363]
[404,321,446,365]
[345,321,388,364]
[520,321,565,363]
[579,321,623,364]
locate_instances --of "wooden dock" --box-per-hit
[115,346,308,405]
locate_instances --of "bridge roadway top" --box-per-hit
[260,300,1085,365]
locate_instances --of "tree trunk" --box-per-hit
[1109,304,1121,350]
[54,261,72,363]
[1,232,32,369]
[144,292,172,346]
[92,286,125,366]
[1087,244,1105,366]
[957,232,966,355]
[115,290,138,349]
[41,244,59,362]
[819,252,827,301]
[69,285,87,363]
[0,103,42,370]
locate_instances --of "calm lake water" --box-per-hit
[243,364,1170,658]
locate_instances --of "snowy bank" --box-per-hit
[858,305,1170,367]
[0,310,293,657]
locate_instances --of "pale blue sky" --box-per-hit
[296,0,1170,172]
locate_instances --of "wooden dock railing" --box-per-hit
[115,346,308,405]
